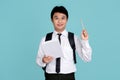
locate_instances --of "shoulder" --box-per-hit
[46,32,53,35]
[41,32,53,42]
[68,32,79,39]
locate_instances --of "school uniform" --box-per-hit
[36,30,92,80]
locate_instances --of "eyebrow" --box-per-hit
[54,16,58,17]
[53,15,66,18]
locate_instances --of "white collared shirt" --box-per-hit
[36,30,92,74]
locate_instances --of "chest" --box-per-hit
[52,36,73,54]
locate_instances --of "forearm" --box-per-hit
[36,53,46,67]
[80,40,92,62]
[76,38,92,62]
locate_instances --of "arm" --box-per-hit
[75,30,92,62]
[36,38,53,67]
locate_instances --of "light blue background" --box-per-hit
[0,0,120,80]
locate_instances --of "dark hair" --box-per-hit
[51,6,68,19]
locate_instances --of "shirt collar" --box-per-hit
[53,30,68,37]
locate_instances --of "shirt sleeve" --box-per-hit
[36,37,46,67]
[75,35,92,62]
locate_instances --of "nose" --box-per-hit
[58,19,62,23]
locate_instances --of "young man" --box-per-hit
[36,6,92,80]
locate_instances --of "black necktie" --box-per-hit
[56,33,62,73]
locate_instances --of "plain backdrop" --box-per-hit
[0,0,120,80]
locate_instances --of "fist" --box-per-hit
[81,29,89,40]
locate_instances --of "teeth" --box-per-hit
[58,24,62,26]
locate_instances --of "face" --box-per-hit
[52,12,68,33]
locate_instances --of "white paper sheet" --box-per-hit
[42,40,63,58]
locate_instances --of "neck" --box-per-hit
[55,29,65,33]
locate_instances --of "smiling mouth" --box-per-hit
[57,24,63,26]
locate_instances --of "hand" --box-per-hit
[81,29,89,40]
[42,56,53,64]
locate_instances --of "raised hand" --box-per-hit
[81,29,89,40]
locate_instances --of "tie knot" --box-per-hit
[57,33,62,37]
[57,33,62,44]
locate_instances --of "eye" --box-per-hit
[55,17,58,20]
[62,16,66,20]
[54,16,58,20]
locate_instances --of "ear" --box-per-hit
[51,18,53,22]
[67,18,68,21]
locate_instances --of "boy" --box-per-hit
[36,6,92,80]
